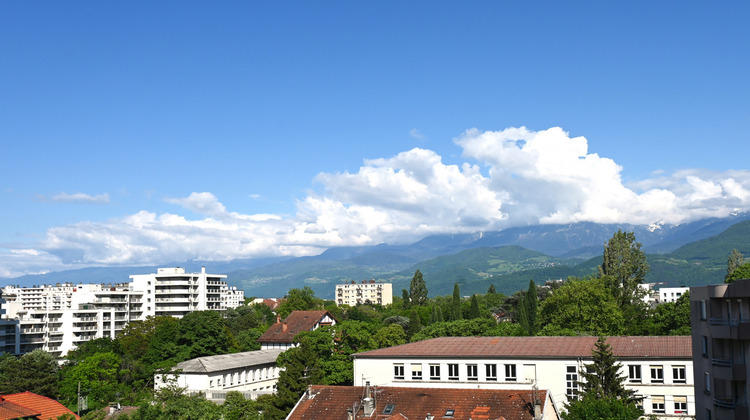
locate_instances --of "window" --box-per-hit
[706,408,711,420]
[673,366,686,384]
[674,396,688,414]
[429,364,440,380]
[448,363,459,380]
[700,300,707,320]
[485,364,497,381]
[444,409,455,418]
[467,364,478,381]
[650,365,664,383]
[411,364,422,380]
[651,396,665,414]
[565,366,578,400]
[628,365,642,383]
[394,364,405,380]
[382,404,395,415]
[702,336,709,357]
[505,364,517,381]
[704,372,711,394]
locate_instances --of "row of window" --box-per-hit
[641,395,689,415]
[209,366,279,388]
[394,363,517,382]
[627,364,687,384]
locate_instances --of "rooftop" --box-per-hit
[353,336,692,360]
[257,310,335,344]
[1,392,79,420]
[174,349,284,373]
[287,385,549,420]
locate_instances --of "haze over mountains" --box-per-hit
[5,213,750,299]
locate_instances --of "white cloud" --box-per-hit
[5,126,750,277]
[409,128,426,141]
[51,192,110,204]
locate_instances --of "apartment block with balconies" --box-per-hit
[691,279,750,420]
[335,280,393,306]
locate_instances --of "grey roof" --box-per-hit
[174,349,284,373]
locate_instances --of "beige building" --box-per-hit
[336,280,392,306]
[690,279,750,420]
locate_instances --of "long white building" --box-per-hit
[0,267,243,357]
[335,280,393,306]
[352,336,694,419]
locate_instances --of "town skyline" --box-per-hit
[2,2,749,278]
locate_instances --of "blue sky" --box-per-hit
[1,1,749,278]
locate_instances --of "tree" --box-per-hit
[563,397,644,420]
[599,230,649,306]
[451,283,462,321]
[373,323,407,349]
[409,270,428,307]
[0,350,59,397]
[401,289,411,310]
[177,310,235,360]
[59,352,129,411]
[539,277,625,335]
[518,280,538,335]
[579,337,635,401]
[726,249,746,282]
[274,338,323,416]
[487,284,497,294]
[468,294,481,319]
[650,292,691,335]
[407,309,422,338]
[277,287,324,318]
[726,262,750,283]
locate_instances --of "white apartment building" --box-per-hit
[657,287,690,304]
[0,267,243,356]
[352,336,694,419]
[335,280,393,306]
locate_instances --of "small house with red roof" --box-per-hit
[287,384,558,420]
[0,392,78,420]
[257,310,336,350]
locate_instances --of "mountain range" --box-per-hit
[5,212,750,299]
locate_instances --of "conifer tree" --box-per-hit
[579,336,635,401]
[409,270,428,306]
[518,280,538,335]
[451,283,462,321]
[407,309,422,338]
[469,294,481,319]
[487,284,496,294]
[726,249,746,283]
[402,289,411,310]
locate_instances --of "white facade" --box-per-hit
[0,267,243,356]
[335,280,393,306]
[352,336,694,419]
[155,349,283,401]
[657,287,690,304]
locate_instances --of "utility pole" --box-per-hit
[77,381,81,417]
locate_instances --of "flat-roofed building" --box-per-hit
[336,280,392,306]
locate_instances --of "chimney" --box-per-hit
[534,400,542,420]
[276,314,281,324]
[282,321,288,332]
[363,381,375,416]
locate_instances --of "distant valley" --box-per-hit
[5,213,750,299]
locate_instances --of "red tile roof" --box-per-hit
[287,385,547,420]
[353,336,692,359]
[1,392,79,420]
[257,310,335,344]
[0,397,40,420]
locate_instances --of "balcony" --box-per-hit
[712,358,747,381]
[709,318,750,339]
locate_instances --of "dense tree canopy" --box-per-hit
[599,230,649,306]
[409,269,428,306]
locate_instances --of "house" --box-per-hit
[154,349,284,401]
[257,310,336,350]
[336,280,393,306]
[286,384,558,420]
[0,392,78,420]
[690,278,750,420]
[352,336,693,419]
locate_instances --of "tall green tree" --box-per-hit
[0,350,59,397]
[468,294,481,319]
[599,230,649,306]
[579,337,635,401]
[409,270,428,307]
[451,283,462,321]
[487,284,497,294]
[727,262,750,283]
[177,310,236,360]
[277,287,324,318]
[407,309,422,338]
[726,249,746,282]
[274,338,323,416]
[518,280,538,335]
[401,289,411,310]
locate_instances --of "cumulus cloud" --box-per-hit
[5,126,750,277]
[51,192,110,204]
